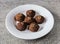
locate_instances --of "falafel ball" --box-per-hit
[16,22,27,31]
[26,10,35,17]
[35,15,45,24]
[28,22,39,32]
[14,13,25,22]
[24,17,34,25]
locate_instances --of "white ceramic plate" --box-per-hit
[5,4,54,40]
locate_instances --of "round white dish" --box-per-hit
[5,4,54,40]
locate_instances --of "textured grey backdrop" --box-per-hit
[0,0,60,44]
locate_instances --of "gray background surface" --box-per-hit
[0,0,60,44]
